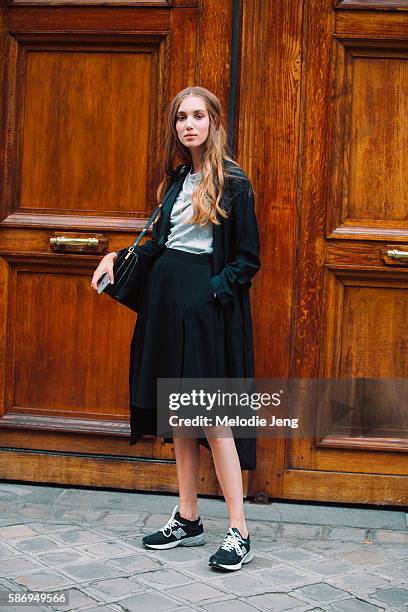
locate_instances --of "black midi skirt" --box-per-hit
[129,247,226,444]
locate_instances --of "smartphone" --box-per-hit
[97,272,111,294]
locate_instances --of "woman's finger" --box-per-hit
[91,267,104,291]
[107,263,114,284]
[91,253,116,291]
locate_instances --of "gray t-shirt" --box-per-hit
[165,169,213,254]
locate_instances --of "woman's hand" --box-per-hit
[91,251,118,291]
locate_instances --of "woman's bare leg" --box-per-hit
[172,433,200,521]
[204,429,249,538]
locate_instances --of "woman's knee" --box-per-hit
[202,425,233,444]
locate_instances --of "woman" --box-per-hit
[91,86,260,571]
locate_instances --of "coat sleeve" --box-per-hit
[210,181,261,306]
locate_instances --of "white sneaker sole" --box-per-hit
[209,550,254,570]
[143,532,206,550]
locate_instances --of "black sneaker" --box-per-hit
[142,505,206,550]
[208,527,253,570]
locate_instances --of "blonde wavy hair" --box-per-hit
[156,86,238,226]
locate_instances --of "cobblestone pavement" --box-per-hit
[0,483,407,611]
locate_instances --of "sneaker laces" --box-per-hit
[160,505,183,538]
[220,528,247,557]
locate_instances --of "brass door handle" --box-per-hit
[50,237,99,247]
[386,249,408,259]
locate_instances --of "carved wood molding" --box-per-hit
[335,0,408,9]
[317,432,408,451]
[325,264,408,291]
[1,213,152,232]
[2,251,117,271]
[329,224,408,241]
[6,0,173,6]
[12,32,168,45]
[0,412,130,436]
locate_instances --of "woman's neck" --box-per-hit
[190,149,203,174]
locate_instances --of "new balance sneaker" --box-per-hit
[208,527,253,570]
[142,505,206,550]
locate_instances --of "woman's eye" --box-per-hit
[177,114,204,121]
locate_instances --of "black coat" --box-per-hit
[129,159,261,469]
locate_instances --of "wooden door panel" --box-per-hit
[323,271,408,378]
[316,449,408,475]
[21,49,153,214]
[0,1,232,495]
[336,8,408,37]
[3,255,132,431]
[330,37,408,239]
[0,447,218,496]
[282,470,408,505]
[4,32,168,226]
[288,0,408,504]
[1,16,177,458]
[308,268,408,455]
[10,263,131,415]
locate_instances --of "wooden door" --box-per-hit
[0,1,235,494]
[283,0,408,504]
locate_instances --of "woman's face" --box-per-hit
[175,95,210,151]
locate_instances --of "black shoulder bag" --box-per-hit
[100,165,187,311]
[101,201,164,312]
